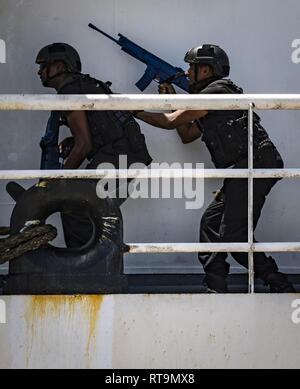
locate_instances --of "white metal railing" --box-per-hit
[1,94,300,111]
[2,94,300,293]
[248,103,254,292]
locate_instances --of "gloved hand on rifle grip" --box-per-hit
[158,82,176,95]
[59,137,75,160]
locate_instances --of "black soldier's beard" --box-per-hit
[40,67,52,88]
[42,79,50,87]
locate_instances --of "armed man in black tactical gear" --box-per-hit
[135,44,295,293]
[36,42,152,248]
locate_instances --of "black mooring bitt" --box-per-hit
[3,181,127,295]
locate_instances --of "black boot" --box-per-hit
[265,272,296,293]
[203,273,228,293]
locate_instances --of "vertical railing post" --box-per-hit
[248,103,255,293]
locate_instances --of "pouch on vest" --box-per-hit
[123,118,147,153]
[201,112,249,168]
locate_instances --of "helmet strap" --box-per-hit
[42,61,71,86]
[194,64,200,83]
[45,69,68,83]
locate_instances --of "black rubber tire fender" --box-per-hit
[6,180,123,273]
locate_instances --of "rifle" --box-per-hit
[40,111,63,170]
[89,23,189,92]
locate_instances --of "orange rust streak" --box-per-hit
[27,295,103,319]
[25,295,104,367]
[84,296,103,356]
[28,295,76,318]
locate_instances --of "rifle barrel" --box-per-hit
[88,23,120,45]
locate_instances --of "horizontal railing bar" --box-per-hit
[254,243,300,252]
[126,243,250,253]
[1,94,300,111]
[125,242,300,253]
[0,168,300,180]
[249,169,300,178]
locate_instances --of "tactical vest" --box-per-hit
[58,74,152,166]
[195,79,273,168]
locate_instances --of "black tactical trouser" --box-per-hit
[198,145,283,282]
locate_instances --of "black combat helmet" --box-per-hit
[36,43,82,73]
[184,44,230,77]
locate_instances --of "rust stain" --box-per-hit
[25,295,103,368]
[27,295,76,319]
[81,103,95,110]
[25,296,76,368]
[83,296,103,357]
